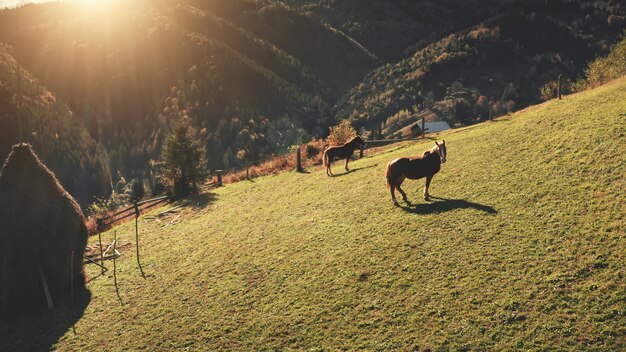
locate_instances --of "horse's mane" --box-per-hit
[420,144,439,158]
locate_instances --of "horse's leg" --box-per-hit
[327,156,333,176]
[396,177,410,205]
[326,159,330,176]
[345,156,350,171]
[424,175,433,201]
[390,182,399,206]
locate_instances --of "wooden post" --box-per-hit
[134,202,145,278]
[359,145,364,158]
[216,170,223,186]
[246,163,250,180]
[557,74,562,100]
[1,257,6,310]
[113,231,123,305]
[38,265,53,310]
[17,60,22,143]
[15,11,22,143]
[113,232,117,287]
[296,148,303,172]
[70,250,74,301]
[97,219,105,275]
[421,117,425,137]
[489,99,493,121]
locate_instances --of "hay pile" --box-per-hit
[0,144,88,311]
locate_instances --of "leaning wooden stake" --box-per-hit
[557,74,562,100]
[2,258,6,310]
[113,232,118,288]
[38,265,53,310]
[70,251,74,301]
[113,231,122,305]
[134,202,145,278]
[421,117,426,137]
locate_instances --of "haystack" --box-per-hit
[0,143,88,311]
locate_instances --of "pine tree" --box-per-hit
[159,121,208,195]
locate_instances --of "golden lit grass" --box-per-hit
[1,78,625,351]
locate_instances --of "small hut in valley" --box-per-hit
[0,143,88,312]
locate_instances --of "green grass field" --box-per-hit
[2,78,625,351]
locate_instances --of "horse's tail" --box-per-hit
[385,161,393,189]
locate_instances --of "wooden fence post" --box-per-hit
[421,117,425,137]
[215,170,223,186]
[557,74,562,100]
[113,231,118,289]
[489,99,493,121]
[246,163,250,180]
[97,219,105,274]
[134,202,145,278]
[359,145,364,159]
[296,148,303,172]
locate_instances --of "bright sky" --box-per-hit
[0,0,59,9]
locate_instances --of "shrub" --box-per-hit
[585,35,626,87]
[539,78,572,101]
[326,120,357,146]
[222,138,326,184]
[130,178,144,202]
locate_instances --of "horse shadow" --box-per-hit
[330,163,378,177]
[401,196,497,215]
[0,287,91,351]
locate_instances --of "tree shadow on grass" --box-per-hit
[329,163,379,177]
[186,192,218,209]
[0,287,91,351]
[401,196,497,215]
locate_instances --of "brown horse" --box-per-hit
[323,136,366,176]
[386,140,447,206]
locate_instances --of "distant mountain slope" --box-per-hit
[336,3,624,131]
[0,44,111,206]
[281,0,499,62]
[284,0,624,62]
[0,0,378,177]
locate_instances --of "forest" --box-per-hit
[0,0,623,207]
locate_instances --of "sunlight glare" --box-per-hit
[74,0,119,12]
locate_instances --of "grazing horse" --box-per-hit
[386,140,447,206]
[323,136,366,176]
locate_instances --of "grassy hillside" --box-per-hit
[1,77,625,351]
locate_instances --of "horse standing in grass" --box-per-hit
[386,140,447,206]
[323,136,366,176]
